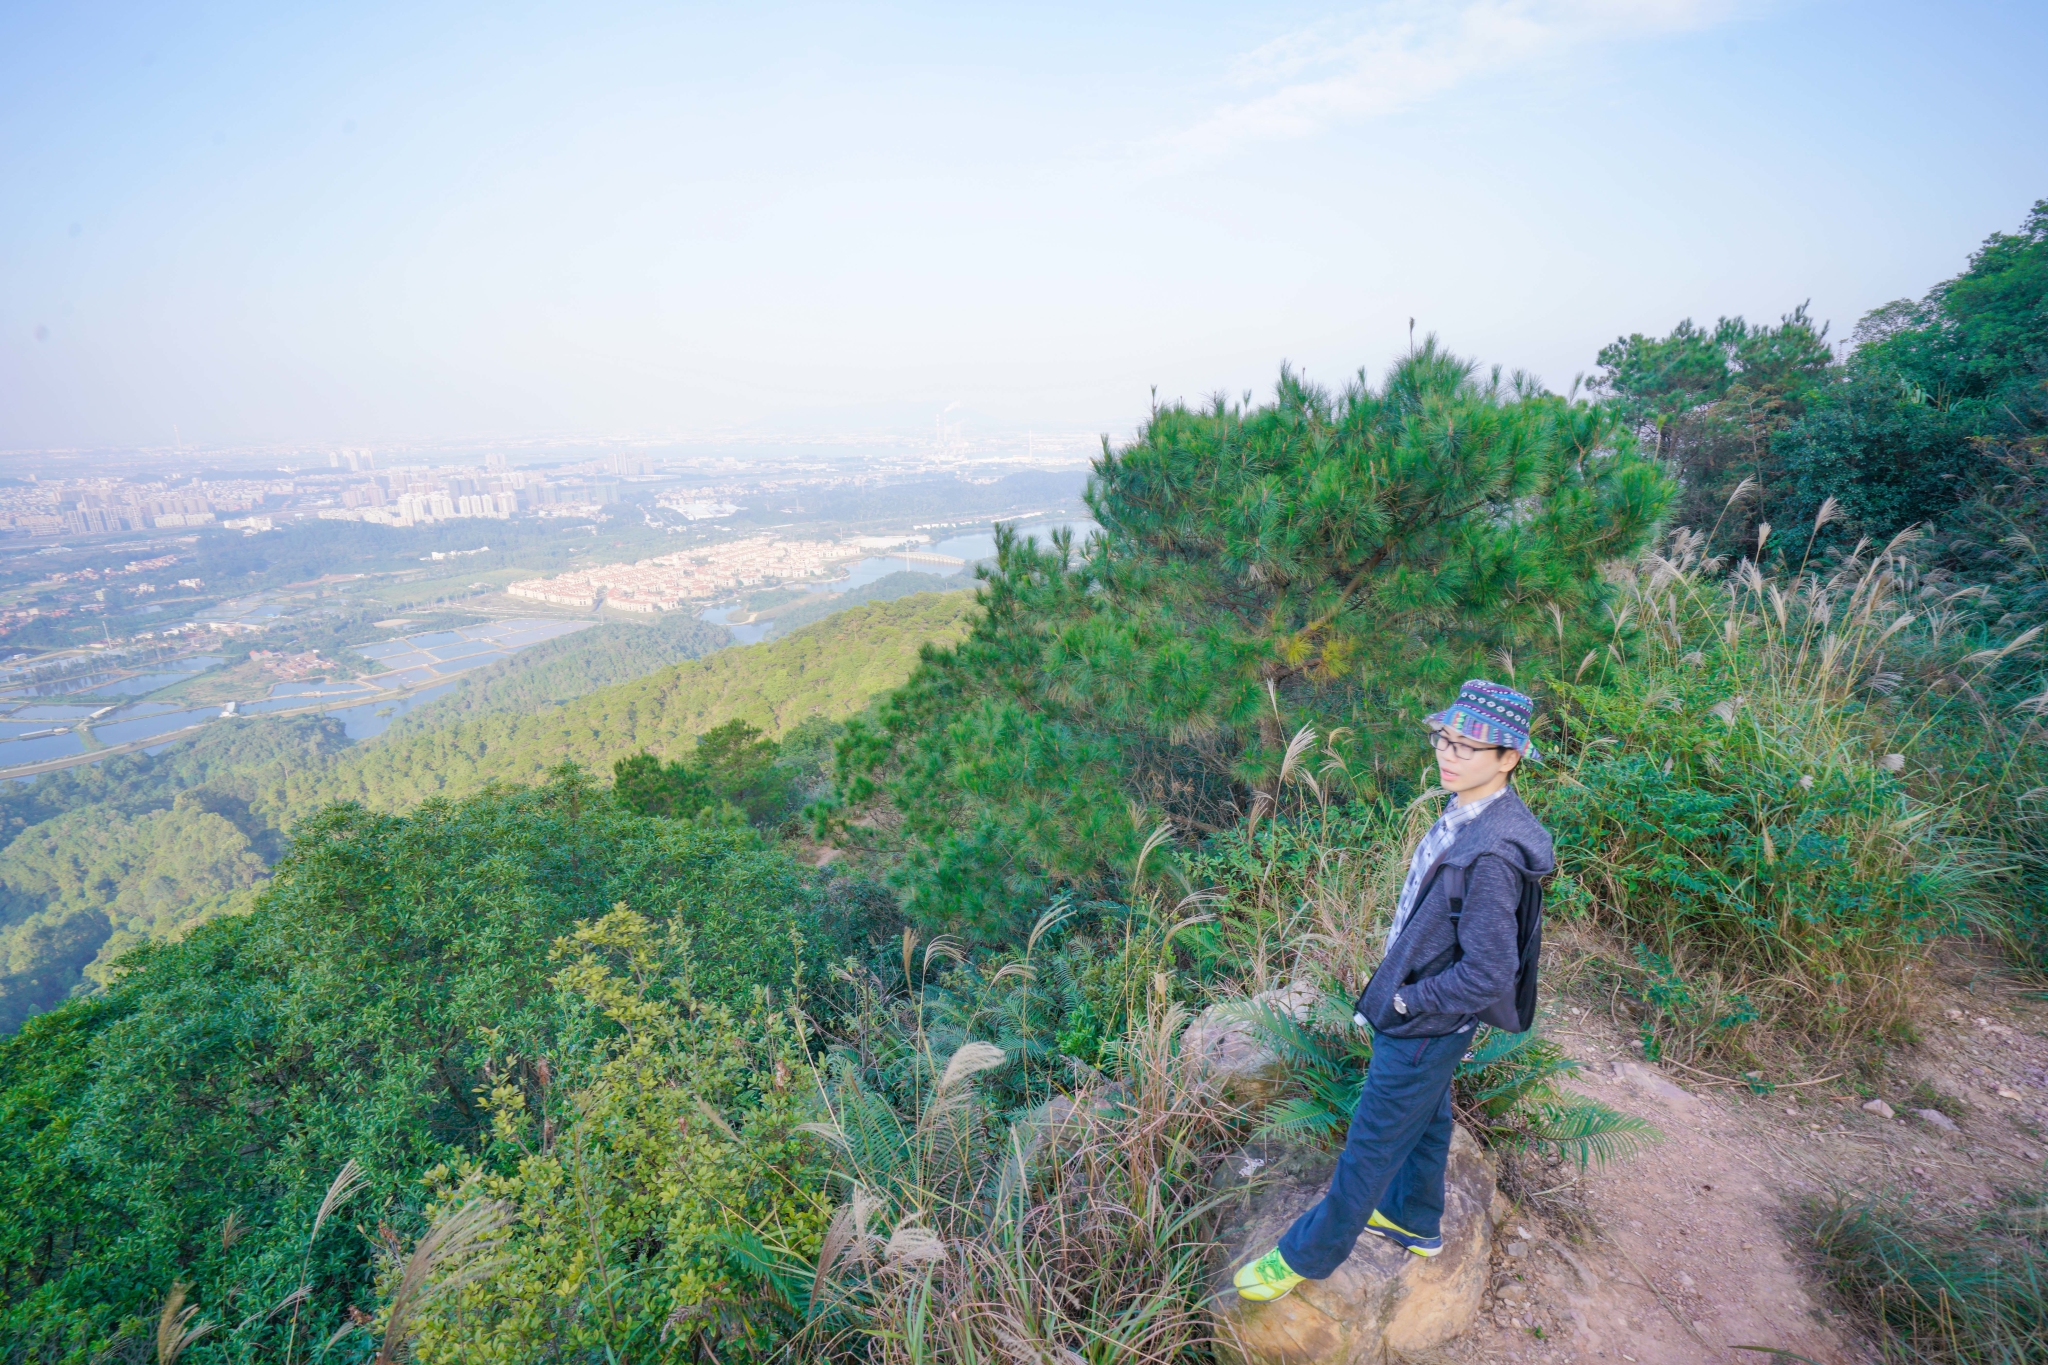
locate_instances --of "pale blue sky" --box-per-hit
[4,1,2044,451]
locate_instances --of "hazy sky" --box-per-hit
[5,1,2045,451]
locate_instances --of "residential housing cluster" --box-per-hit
[507,536,857,612]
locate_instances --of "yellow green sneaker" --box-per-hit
[1365,1208,1443,1257]
[1233,1247,1305,1302]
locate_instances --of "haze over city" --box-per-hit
[7,0,2046,455]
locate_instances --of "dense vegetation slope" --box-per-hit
[0,775,886,1359]
[0,719,347,1033]
[406,610,730,720]
[756,568,967,640]
[306,590,975,812]
[0,591,973,1037]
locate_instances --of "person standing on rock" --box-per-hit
[1236,679,1555,1302]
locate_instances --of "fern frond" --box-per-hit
[1459,1027,1552,1072]
[1517,1100,1659,1167]
[1225,1002,1344,1075]
[1302,1069,1364,1118]
[1256,1099,1346,1139]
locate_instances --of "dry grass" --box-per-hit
[799,1000,1251,1364]
[373,1193,516,1363]
[1532,519,2014,1062]
[1198,728,1433,999]
[153,1283,215,1365]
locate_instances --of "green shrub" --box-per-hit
[830,349,1669,939]
[0,770,862,1362]
[394,907,827,1365]
[613,719,807,828]
[1532,528,1999,1059]
[1234,990,1655,1167]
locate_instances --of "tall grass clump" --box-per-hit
[1535,513,2016,1062]
[798,1001,1247,1363]
[1179,723,1421,997]
[1806,1189,2048,1363]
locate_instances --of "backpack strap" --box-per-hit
[1445,862,1467,930]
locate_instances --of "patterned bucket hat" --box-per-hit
[1426,679,1539,761]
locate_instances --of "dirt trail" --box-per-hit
[1430,944,2048,1365]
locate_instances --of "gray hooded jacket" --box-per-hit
[1357,785,1555,1038]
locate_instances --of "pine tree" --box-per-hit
[831,341,1673,938]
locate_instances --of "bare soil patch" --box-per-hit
[1421,942,2048,1364]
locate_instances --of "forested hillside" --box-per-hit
[756,568,966,640]
[0,592,972,1037]
[0,776,885,1360]
[0,719,347,1032]
[408,610,730,720]
[307,590,975,812]
[0,201,2041,1364]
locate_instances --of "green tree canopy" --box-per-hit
[0,770,883,1359]
[1592,305,1834,542]
[832,344,1672,937]
[1783,201,2046,537]
[614,718,805,827]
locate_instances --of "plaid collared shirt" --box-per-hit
[1384,786,1508,955]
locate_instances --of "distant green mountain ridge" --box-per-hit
[755,569,969,641]
[414,611,733,721]
[306,590,977,813]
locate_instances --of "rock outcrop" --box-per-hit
[1182,980,1321,1103]
[1211,1125,1497,1365]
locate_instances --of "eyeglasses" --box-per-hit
[1428,731,1508,761]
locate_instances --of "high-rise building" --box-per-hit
[62,507,144,535]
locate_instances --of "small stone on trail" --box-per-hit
[1678,1271,1696,1288]
[1784,1106,1798,1116]
[1862,1099,1895,1119]
[1913,1108,1959,1132]
[1998,1087,2024,1100]
[1611,1060,1700,1111]
[1507,1241,1530,1258]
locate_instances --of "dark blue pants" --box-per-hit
[1277,1027,1467,1279]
